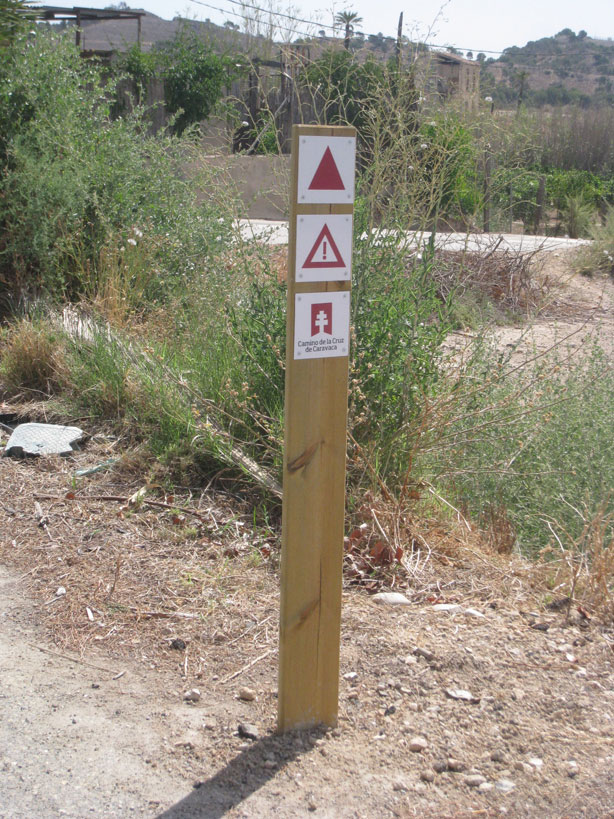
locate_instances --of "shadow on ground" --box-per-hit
[158,727,325,818]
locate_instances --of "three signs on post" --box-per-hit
[293,135,355,360]
[279,125,356,733]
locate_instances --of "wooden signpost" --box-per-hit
[278,125,356,732]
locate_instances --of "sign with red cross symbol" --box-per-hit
[293,291,350,360]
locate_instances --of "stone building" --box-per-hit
[431,51,481,110]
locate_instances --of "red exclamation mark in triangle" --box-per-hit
[308,146,345,191]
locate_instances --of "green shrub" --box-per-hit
[422,341,614,556]
[0,29,236,305]
[157,26,238,135]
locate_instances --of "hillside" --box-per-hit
[482,28,614,107]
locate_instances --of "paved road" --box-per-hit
[237,219,590,253]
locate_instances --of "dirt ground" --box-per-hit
[1,251,614,819]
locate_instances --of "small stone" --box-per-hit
[392,780,409,792]
[530,622,550,632]
[528,757,543,769]
[566,761,579,778]
[445,688,479,703]
[171,638,186,651]
[432,603,461,612]
[174,732,199,750]
[414,646,435,662]
[372,592,411,606]
[495,778,516,793]
[433,760,448,774]
[409,736,428,753]
[465,774,486,788]
[420,770,435,783]
[237,723,259,740]
[447,758,467,772]
[264,759,277,769]
[464,608,485,618]
[479,782,494,792]
[414,783,427,793]
[183,688,201,703]
[491,750,507,764]
[347,691,359,700]
[56,586,67,597]
[238,686,256,702]
[343,672,358,681]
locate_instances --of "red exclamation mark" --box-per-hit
[322,240,327,260]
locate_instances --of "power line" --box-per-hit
[426,43,502,55]
[200,0,338,32]
[187,0,320,39]
[185,0,504,55]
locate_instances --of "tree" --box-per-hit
[466,51,473,60]
[335,10,362,51]
[0,0,37,47]
[301,48,382,131]
[158,26,238,134]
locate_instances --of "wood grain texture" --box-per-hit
[278,124,355,731]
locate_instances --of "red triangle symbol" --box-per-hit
[303,224,346,268]
[308,146,345,190]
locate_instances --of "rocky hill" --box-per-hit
[481,28,614,107]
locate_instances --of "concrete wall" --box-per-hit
[200,154,290,219]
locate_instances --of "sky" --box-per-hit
[41,0,614,55]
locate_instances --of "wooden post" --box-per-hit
[483,150,492,233]
[535,175,546,234]
[509,182,514,233]
[278,125,355,732]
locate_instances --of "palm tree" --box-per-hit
[335,10,362,51]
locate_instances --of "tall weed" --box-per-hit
[420,339,614,556]
[0,30,236,307]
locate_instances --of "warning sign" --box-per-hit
[297,136,356,204]
[294,291,350,360]
[295,214,353,281]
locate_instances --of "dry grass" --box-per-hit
[429,244,545,319]
[0,320,68,397]
[0,434,556,685]
[538,501,614,624]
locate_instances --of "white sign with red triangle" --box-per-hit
[295,214,353,282]
[297,136,356,204]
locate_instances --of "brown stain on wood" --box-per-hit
[287,440,320,473]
